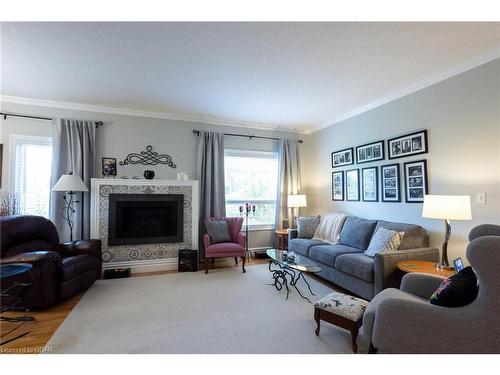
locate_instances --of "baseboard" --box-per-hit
[102,258,178,274]
[102,246,271,275]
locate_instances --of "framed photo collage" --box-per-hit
[331,130,428,203]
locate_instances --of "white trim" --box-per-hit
[0,95,304,134]
[310,47,500,134]
[102,258,179,274]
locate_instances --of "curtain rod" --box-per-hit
[1,112,104,128]
[192,130,303,143]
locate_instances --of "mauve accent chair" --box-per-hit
[0,215,102,309]
[204,217,246,274]
[359,224,500,353]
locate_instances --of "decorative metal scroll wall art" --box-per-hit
[119,145,177,168]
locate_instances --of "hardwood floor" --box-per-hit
[0,257,267,354]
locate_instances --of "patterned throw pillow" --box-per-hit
[430,266,478,307]
[204,220,231,244]
[364,226,405,257]
[297,215,321,239]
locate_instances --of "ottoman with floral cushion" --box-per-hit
[314,291,369,353]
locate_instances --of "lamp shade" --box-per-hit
[52,174,89,192]
[422,195,471,220]
[287,194,307,208]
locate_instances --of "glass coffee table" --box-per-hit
[266,249,321,303]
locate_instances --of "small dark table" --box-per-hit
[1,263,35,345]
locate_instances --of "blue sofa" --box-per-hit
[288,216,439,300]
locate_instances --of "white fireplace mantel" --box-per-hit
[90,178,199,273]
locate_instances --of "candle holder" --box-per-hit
[239,203,256,259]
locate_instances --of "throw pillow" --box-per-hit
[204,220,231,244]
[430,266,479,307]
[338,216,377,250]
[364,227,405,257]
[297,215,321,239]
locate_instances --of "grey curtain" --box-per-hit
[49,119,96,242]
[275,139,301,231]
[197,131,226,260]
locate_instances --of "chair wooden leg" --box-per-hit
[205,258,209,274]
[234,257,238,265]
[242,255,246,273]
[350,323,359,353]
[314,307,321,336]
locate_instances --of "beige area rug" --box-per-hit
[46,264,360,353]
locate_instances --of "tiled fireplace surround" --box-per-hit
[90,178,199,273]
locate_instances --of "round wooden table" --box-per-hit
[275,229,289,250]
[397,260,455,278]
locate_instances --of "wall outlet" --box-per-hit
[476,193,486,205]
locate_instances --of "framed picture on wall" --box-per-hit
[345,169,360,201]
[381,164,401,202]
[362,167,378,202]
[356,140,385,164]
[388,130,428,159]
[332,171,344,201]
[404,159,428,203]
[331,147,354,168]
[102,157,117,176]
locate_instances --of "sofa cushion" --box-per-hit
[61,254,100,281]
[204,220,231,244]
[375,220,426,250]
[338,216,377,250]
[297,215,321,239]
[335,253,375,282]
[289,238,326,257]
[308,244,362,267]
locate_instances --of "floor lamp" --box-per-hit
[52,172,89,241]
[422,194,472,268]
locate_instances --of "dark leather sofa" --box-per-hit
[0,215,102,309]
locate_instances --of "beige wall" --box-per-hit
[0,102,301,250]
[301,59,500,263]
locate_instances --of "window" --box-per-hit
[11,135,52,217]
[224,149,279,228]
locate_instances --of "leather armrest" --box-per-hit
[1,251,61,266]
[55,239,102,258]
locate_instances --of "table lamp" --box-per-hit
[422,194,472,268]
[287,194,307,228]
[52,172,89,241]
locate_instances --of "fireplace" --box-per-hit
[108,194,184,246]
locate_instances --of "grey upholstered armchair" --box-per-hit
[359,224,500,354]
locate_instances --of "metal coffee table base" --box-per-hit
[268,260,316,303]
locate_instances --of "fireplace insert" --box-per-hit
[108,194,184,246]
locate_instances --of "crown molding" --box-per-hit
[0,95,306,135]
[308,47,500,134]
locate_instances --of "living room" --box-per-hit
[1,1,499,373]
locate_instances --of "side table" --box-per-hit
[397,260,455,278]
[275,229,289,250]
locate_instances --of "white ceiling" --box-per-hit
[1,22,499,133]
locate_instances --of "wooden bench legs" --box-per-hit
[314,306,361,353]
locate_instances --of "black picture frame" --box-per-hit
[388,130,428,160]
[331,147,354,168]
[356,140,385,164]
[345,169,360,201]
[381,163,401,202]
[361,167,378,202]
[403,159,428,203]
[102,157,117,176]
[332,171,344,201]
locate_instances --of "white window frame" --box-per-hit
[224,148,279,231]
[9,134,53,216]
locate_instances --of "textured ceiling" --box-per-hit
[1,22,499,132]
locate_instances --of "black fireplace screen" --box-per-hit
[108,194,184,246]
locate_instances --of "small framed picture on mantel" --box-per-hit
[388,130,428,160]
